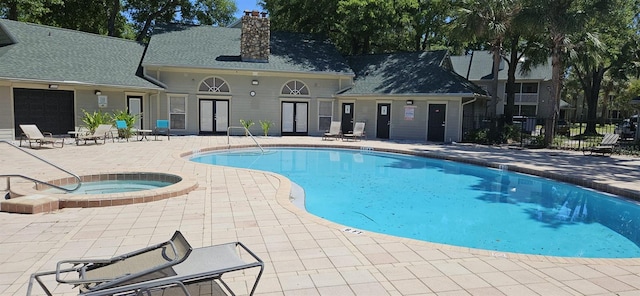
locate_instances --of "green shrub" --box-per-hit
[259,120,273,136]
[240,119,254,136]
[112,109,138,138]
[81,109,111,133]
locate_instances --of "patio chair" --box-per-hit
[76,124,114,145]
[154,119,170,141]
[583,133,619,156]
[342,122,366,141]
[322,121,342,140]
[19,124,64,148]
[115,120,132,142]
[27,230,264,296]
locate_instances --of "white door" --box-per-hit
[200,100,214,132]
[215,100,228,133]
[282,102,294,132]
[128,97,142,129]
[281,102,308,135]
[296,103,307,132]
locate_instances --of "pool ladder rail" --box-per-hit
[227,126,265,153]
[0,140,81,199]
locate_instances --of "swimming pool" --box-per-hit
[191,147,640,258]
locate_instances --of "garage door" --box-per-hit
[14,88,74,137]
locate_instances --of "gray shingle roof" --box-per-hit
[0,19,160,89]
[450,50,552,81]
[341,51,486,96]
[142,25,354,75]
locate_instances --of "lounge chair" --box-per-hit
[343,122,366,141]
[322,121,342,140]
[76,124,114,145]
[19,124,64,148]
[583,133,619,156]
[27,230,264,296]
[154,119,170,141]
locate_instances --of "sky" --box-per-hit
[234,0,263,19]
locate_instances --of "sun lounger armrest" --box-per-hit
[55,258,115,284]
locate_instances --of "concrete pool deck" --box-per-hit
[2,135,640,295]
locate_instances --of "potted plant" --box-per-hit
[81,109,112,133]
[259,120,273,137]
[112,109,139,139]
[240,119,254,136]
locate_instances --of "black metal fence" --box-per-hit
[461,116,640,155]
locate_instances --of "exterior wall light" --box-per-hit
[94,90,102,95]
[250,90,256,97]
[251,80,259,85]
[48,84,59,89]
[406,100,413,105]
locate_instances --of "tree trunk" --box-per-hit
[8,0,18,20]
[489,46,501,117]
[107,0,120,37]
[504,38,520,125]
[584,67,605,135]
[545,40,563,146]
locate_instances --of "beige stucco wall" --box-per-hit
[153,68,351,136]
[337,96,464,142]
[0,81,155,141]
[0,84,14,140]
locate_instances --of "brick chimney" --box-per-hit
[241,10,270,63]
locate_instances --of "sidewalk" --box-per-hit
[2,136,640,295]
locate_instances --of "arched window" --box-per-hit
[199,77,230,93]
[281,80,309,96]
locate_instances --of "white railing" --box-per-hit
[227,126,265,153]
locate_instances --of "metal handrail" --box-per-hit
[227,126,265,153]
[0,140,81,195]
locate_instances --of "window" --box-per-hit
[318,100,333,131]
[199,77,230,93]
[514,83,538,93]
[169,95,186,130]
[282,80,309,95]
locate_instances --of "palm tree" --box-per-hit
[455,0,522,117]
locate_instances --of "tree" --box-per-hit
[523,0,581,145]
[454,0,522,117]
[0,0,62,22]
[566,0,636,135]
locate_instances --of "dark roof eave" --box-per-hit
[0,76,163,91]
[336,92,480,97]
[141,63,355,77]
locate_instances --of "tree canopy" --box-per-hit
[0,0,237,41]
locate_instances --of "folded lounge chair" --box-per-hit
[342,122,366,141]
[76,124,114,145]
[19,124,64,148]
[322,121,342,140]
[27,230,264,296]
[583,133,619,156]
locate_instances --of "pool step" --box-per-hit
[0,194,59,214]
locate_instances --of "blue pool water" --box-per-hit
[191,147,640,258]
[48,180,172,194]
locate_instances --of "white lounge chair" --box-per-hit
[19,124,64,148]
[322,121,342,140]
[343,122,366,141]
[76,124,114,145]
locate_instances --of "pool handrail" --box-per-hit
[0,140,81,196]
[227,126,265,153]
